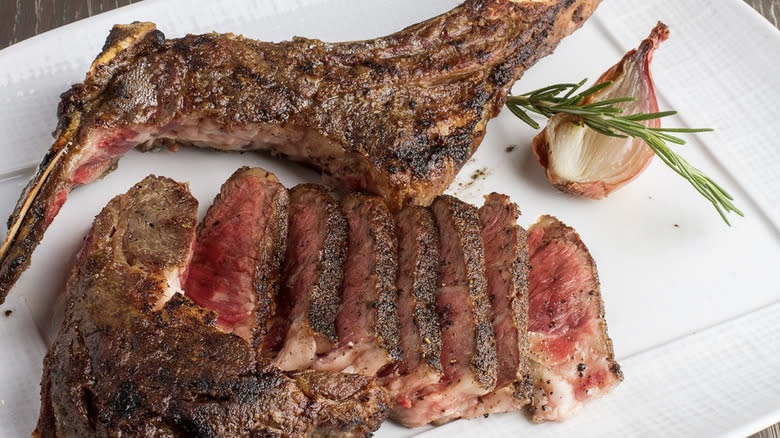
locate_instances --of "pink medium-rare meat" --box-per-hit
[35,175,389,437]
[526,215,622,422]
[184,167,288,347]
[0,0,602,304]
[271,184,348,370]
[382,206,443,413]
[394,195,497,427]
[312,193,403,376]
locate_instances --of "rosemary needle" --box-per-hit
[506,79,743,225]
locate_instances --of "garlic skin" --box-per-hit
[533,22,669,199]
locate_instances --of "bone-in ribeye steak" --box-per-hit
[36,168,621,435]
[0,0,601,304]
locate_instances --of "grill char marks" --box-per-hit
[382,206,442,410]
[526,215,622,422]
[34,175,389,437]
[271,185,347,370]
[0,0,602,304]
[184,167,288,347]
[313,194,402,376]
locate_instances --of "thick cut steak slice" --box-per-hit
[184,167,288,347]
[457,193,532,417]
[313,194,402,376]
[526,215,622,422]
[0,0,602,304]
[396,195,497,427]
[271,184,348,370]
[382,206,442,413]
[34,175,389,437]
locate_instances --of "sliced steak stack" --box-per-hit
[37,167,623,435]
[312,193,403,376]
[35,175,390,437]
[471,193,532,416]
[269,184,347,370]
[184,167,288,348]
[392,195,499,426]
[381,206,443,413]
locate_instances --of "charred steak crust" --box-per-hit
[395,206,442,373]
[478,193,531,397]
[34,175,389,437]
[306,187,348,344]
[431,195,497,391]
[0,0,602,304]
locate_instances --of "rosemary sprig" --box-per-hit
[506,79,743,225]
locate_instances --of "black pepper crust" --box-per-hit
[341,194,403,363]
[299,185,347,344]
[431,195,497,391]
[396,206,443,373]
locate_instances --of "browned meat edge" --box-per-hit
[269,184,347,368]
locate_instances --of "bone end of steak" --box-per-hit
[35,175,388,437]
[271,184,347,370]
[526,215,622,422]
[313,193,402,376]
[0,0,601,305]
[184,166,288,348]
[383,206,443,409]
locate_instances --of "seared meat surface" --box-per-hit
[526,215,622,422]
[34,175,389,437]
[0,0,601,304]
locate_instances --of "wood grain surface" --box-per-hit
[0,0,778,437]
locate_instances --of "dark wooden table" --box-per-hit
[1,0,779,437]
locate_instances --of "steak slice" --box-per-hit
[396,195,497,427]
[382,206,442,412]
[526,215,622,422]
[458,193,532,416]
[34,175,389,437]
[313,193,402,376]
[271,184,348,370]
[0,0,602,304]
[184,167,288,348]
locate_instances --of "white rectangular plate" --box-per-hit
[1,0,779,436]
